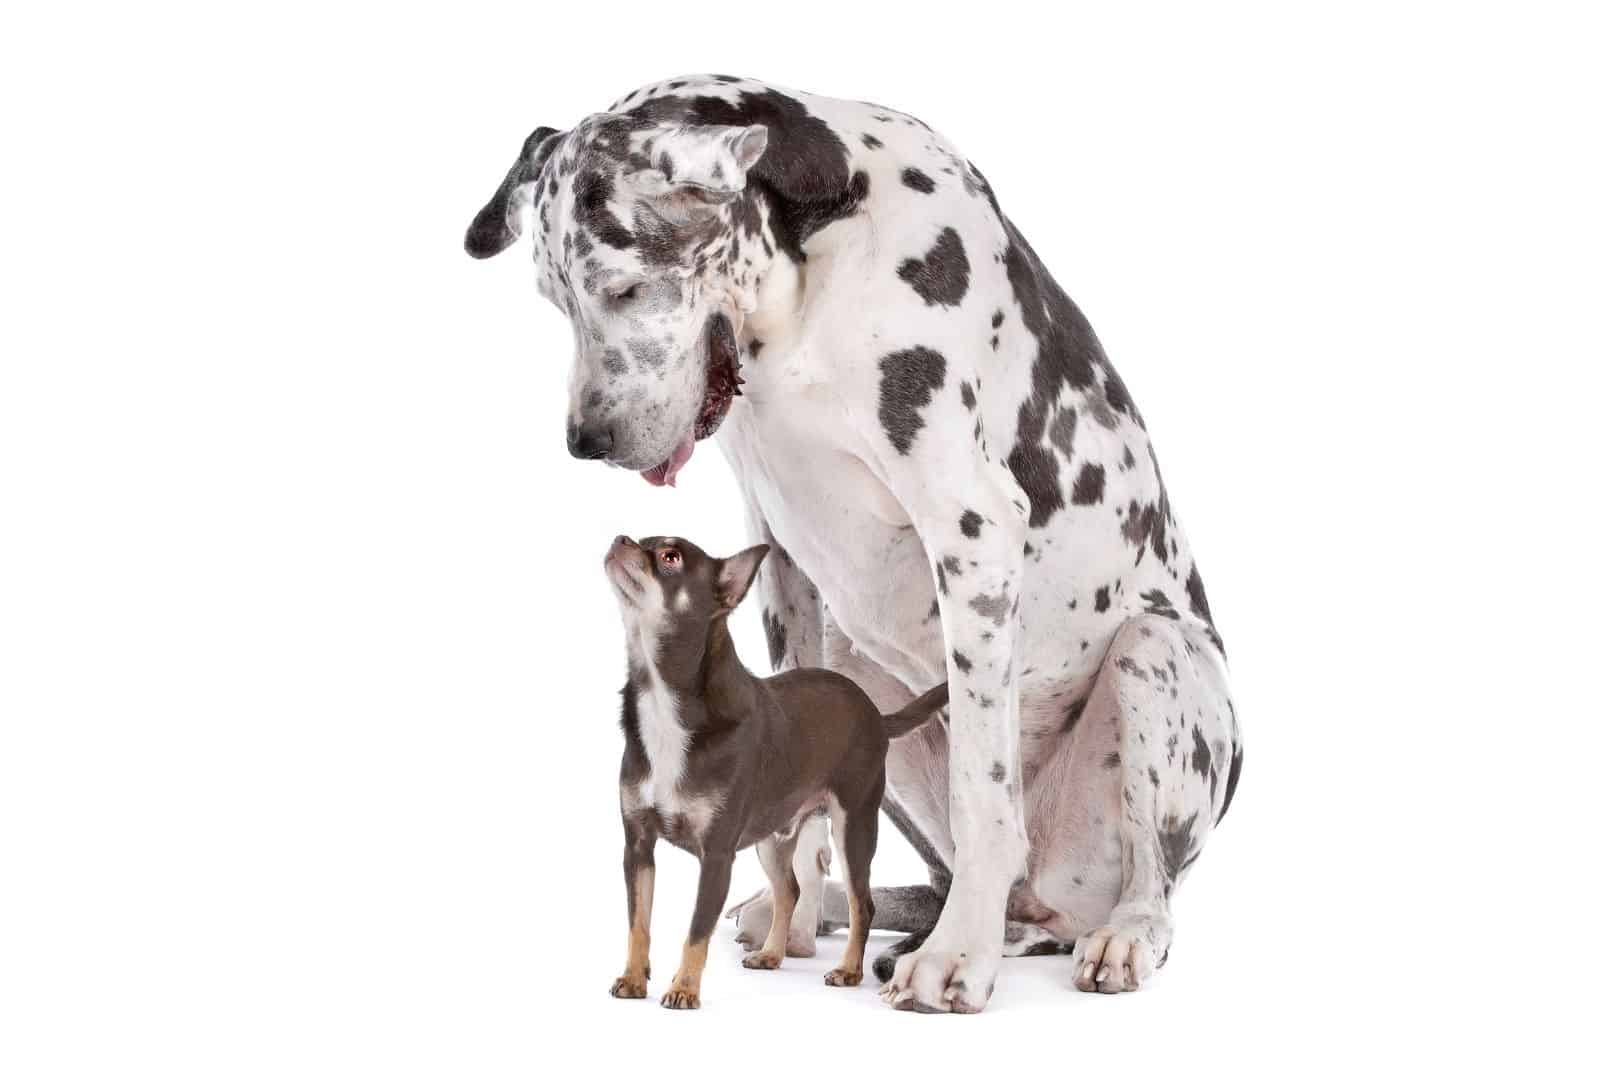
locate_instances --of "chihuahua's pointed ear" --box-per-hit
[464,126,562,259]
[715,544,770,612]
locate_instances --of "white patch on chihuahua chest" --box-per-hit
[632,667,687,809]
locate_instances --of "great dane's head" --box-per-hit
[465,113,769,484]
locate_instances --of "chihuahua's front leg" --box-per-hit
[610,816,656,999]
[661,849,735,1009]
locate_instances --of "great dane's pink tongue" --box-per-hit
[641,434,696,487]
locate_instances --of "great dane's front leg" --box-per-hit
[878,452,1031,1013]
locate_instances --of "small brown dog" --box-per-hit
[603,534,946,1009]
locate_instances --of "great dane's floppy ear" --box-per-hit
[628,124,769,222]
[464,126,561,259]
[714,543,770,613]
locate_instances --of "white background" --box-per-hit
[3,3,1596,1064]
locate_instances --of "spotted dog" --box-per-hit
[466,76,1242,1013]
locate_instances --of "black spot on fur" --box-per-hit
[1094,586,1111,612]
[573,168,634,250]
[897,227,970,307]
[1219,744,1243,824]
[901,167,936,193]
[1007,441,1062,528]
[1159,813,1199,882]
[1071,463,1105,505]
[1102,751,1121,769]
[960,381,976,410]
[990,762,1005,783]
[762,608,788,670]
[960,510,983,538]
[1121,496,1173,566]
[861,132,883,149]
[1062,697,1087,734]
[877,346,946,454]
[1192,723,1218,799]
[1185,565,1225,655]
[952,650,973,674]
[1140,589,1180,621]
[998,214,1118,527]
[631,88,868,263]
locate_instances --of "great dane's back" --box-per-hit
[466,75,1241,1011]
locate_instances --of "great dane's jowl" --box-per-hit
[466,76,1241,1012]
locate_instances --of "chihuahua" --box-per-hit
[602,534,946,1009]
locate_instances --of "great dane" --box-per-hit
[465,75,1241,1012]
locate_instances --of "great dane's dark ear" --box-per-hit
[714,543,769,613]
[464,126,561,260]
[626,124,768,222]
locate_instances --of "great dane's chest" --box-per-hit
[719,394,944,687]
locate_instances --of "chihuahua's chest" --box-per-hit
[621,674,723,852]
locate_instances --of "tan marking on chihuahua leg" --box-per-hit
[611,865,654,998]
[661,939,709,1009]
[826,884,869,986]
[824,804,871,987]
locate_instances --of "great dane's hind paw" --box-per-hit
[879,946,998,1014]
[1072,924,1157,994]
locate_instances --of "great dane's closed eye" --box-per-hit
[466,75,1241,1012]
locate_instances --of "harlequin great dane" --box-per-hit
[465,75,1242,1013]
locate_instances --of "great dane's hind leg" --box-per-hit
[727,813,837,955]
[1071,615,1240,994]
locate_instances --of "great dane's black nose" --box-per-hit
[567,422,613,460]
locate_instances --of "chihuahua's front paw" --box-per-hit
[610,974,648,999]
[824,966,862,987]
[741,949,783,970]
[660,984,701,1010]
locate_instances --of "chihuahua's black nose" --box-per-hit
[567,422,613,461]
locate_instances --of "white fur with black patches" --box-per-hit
[469,75,1241,1013]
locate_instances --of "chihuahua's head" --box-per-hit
[604,534,768,665]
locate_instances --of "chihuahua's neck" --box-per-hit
[625,617,750,713]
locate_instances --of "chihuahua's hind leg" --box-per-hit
[824,793,880,987]
[742,834,800,970]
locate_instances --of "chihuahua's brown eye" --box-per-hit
[659,548,681,568]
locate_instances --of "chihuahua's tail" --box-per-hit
[881,682,949,739]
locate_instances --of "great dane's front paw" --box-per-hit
[1072,924,1156,994]
[725,888,817,957]
[879,945,998,1014]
